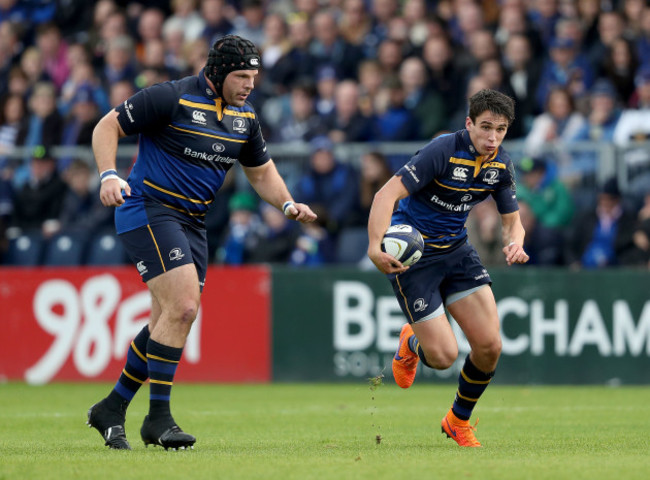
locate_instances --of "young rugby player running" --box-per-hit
[367,89,529,447]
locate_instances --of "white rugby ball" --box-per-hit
[381,224,424,266]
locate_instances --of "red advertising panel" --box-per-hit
[0,266,271,383]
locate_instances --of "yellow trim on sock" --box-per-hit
[122,369,146,384]
[146,353,180,363]
[149,379,174,386]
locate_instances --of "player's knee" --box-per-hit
[422,346,457,370]
[172,299,199,326]
[475,337,501,364]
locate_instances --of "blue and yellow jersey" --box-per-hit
[113,69,270,234]
[393,130,519,257]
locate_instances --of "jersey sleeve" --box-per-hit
[396,139,446,194]
[492,156,519,214]
[115,83,176,136]
[238,118,271,167]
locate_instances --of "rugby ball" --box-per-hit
[381,224,424,266]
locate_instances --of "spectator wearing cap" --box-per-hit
[294,136,360,236]
[535,36,595,111]
[218,190,262,265]
[565,177,639,269]
[516,156,574,265]
[10,145,68,236]
[569,79,622,185]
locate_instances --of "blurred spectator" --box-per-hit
[6,66,29,99]
[376,38,404,76]
[525,86,586,162]
[270,80,326,144]
[108,80,135,109]
[623,0,647,48]
[200,0,233,46]
[448,74,490,132]
[100,35,137,90]
[324,79,374,143]
[59,59,110,117]
[398,56,446,139]
[247,203,301,264]
[0,166,12,257]
[516,156,574,264]
[314,65,337,118]
[92,7,129,69]
[422,35,466,119]
[231,0,266,48]
[58,159,112,233]
[401,0,429,48]
[368,0,400,50]
[535,37,595,110]
[182,36,209,77]
[260,13,290,71]
[310,9,365,81]
[0,93,26,166]
[19,46,50,92]
[528,0,562,48]
[14,81,62,186]
[357,59,383,117]
[599,36,638,106]
[372,76,418,141]
[587,10,626,73]
[357,150,392,223]
[339,0,374,57]
[59,85,102,171]
[135,7,165,63]
[34,22,69,90]
[570,80,621,187]
[0,20,23,96]
[448,0,485,50]
[577,0,601,52]
[267,13,317,94]
[10,145,67,236]
[294,136,360,234]
[565,178,639,269]
[163,0,205,43]
[494,2,543,57]
[218,191,262,265]
[459,28,499,75]
[503,33,542,138]
[289,215,337,266]
[636,6,650,68]
[630,189,650,267]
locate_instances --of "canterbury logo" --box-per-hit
[453,167,468,180]
[192,110,206,123]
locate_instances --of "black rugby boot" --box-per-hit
[140,415,196,450]
[86,399,131,450]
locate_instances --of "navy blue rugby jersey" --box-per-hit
[113,69,270,234]
[393,129,519,258]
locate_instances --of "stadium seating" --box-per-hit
[42,231,87,266]
[84,231,127,265]
[335,226,369,264]
[3,231,45,266]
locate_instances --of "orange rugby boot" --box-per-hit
[392,323,419,388]
[441,408,481,447]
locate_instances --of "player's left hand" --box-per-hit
[284,202,317,223]
[503,242,529,266]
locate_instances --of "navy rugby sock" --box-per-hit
[408,335,435,368]
[452,355,494,421]
[146,339,183,422]
[106,325,150,409]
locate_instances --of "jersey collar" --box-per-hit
[198,68,217,99]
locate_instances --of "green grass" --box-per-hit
[1,382,649,480]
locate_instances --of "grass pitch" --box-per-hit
[1,381,649,480]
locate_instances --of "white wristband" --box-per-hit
[100,173,128,190]
[508,241,516,247]
[282,201,295,216]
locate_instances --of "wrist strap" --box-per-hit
[282,201,294,216]
[100,169,118,181]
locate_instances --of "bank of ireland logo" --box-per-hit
[413,298,428,312]
[452,167,468,181]
[233,118,247,133]
[169,248,185,261]
[212,142,225,153]
[483,169,499,185]
[192,110,207,125]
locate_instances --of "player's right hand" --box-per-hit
[368,249,409,275]
[100,177,131,206]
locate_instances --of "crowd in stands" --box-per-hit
[1,0,650,269]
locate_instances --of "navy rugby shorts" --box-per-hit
[119,219,207,291]
[388,243,491,324]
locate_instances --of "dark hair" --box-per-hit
[468,89,515,125]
